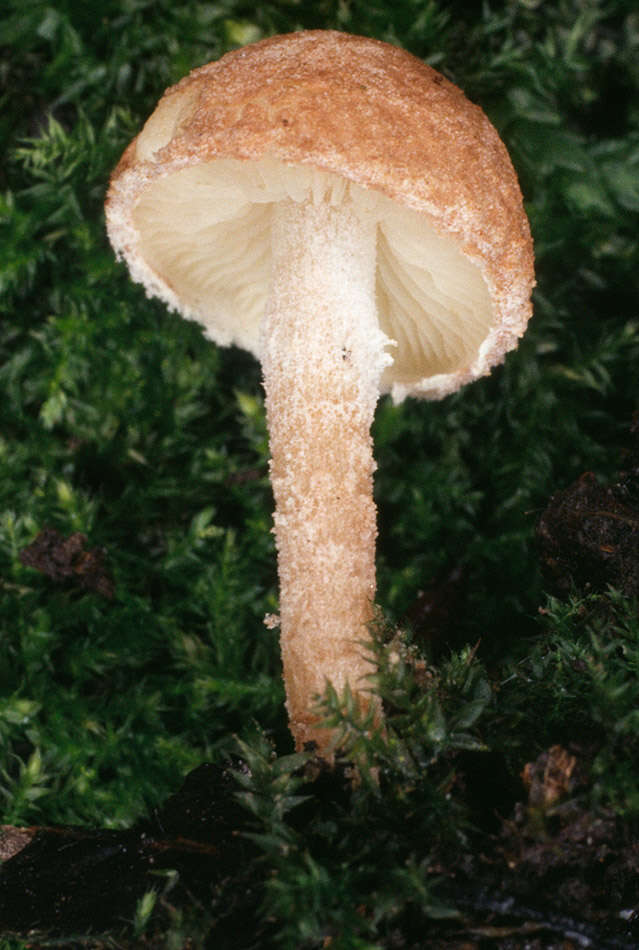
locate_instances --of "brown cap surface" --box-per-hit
[106,30,534,401]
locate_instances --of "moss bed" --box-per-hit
[1,1,638,947]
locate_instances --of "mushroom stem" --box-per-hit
[261,194,392,754]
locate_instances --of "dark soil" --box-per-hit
[0,748,637,948]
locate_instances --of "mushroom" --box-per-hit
[105,30,534,756]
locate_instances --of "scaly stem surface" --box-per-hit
[261,195,391,754]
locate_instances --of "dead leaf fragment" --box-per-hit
[521,745,578,810]
[537,421,639,598]
[19,527,114,599]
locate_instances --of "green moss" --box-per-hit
[1,0,638,944]
[494,589,639,815]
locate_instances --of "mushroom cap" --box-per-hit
[106,30,534,401]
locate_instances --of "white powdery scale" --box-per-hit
[261,194,394,747]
